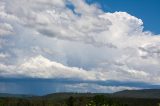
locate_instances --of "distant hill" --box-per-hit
[0,93,34,98]
[43,89,160,99]
[43,92,110,100]
[113,89,160,99]
[0,89,160,99]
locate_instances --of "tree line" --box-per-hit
[0,95,159,106]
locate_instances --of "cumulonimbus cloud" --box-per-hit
[0,0,160,92]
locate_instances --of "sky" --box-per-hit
[0,0,160,95]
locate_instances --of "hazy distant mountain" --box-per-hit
[0,93,34,98]
[113,89,160,99]
[0,89,160,99]
[43,92,110,100]
[42,89,160,99]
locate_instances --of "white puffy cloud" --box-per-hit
[0,23,14,36]
[1,55,160,85]
[1,0,160,47]
[139,42,160,59]
[0,0,160,90]
[0,53,8,59]
[0,55,100,80]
